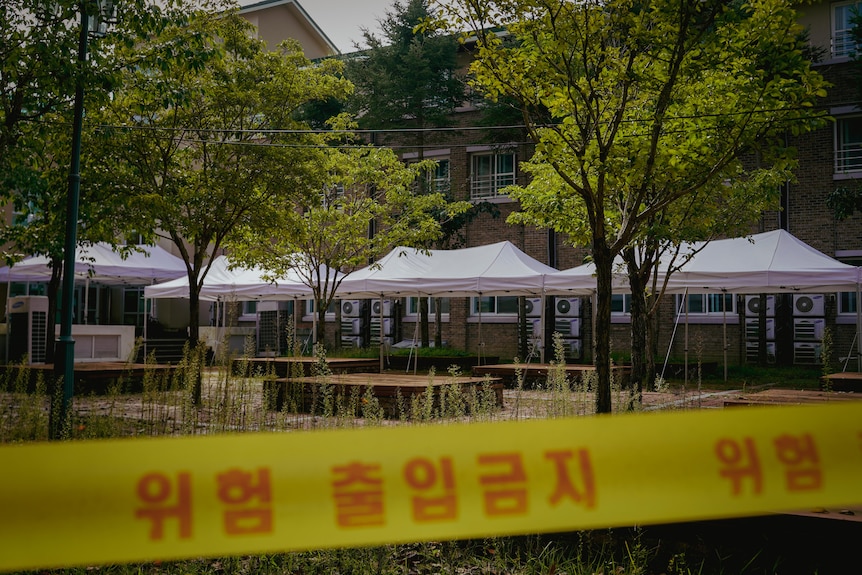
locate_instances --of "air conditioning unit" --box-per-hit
[745,295,775,317]
[8,296,49,364]
[341,318,361,335]
[523,318,543,349]
[745,341,776,364]
[793,294,825,317]
[371,299,392,317]
[744,317,775,341]
[370,317,393,336]
[553,318,581,337]
[562,338,582,359]
[793,342,822,364]
[341,336,363,349]
[555,297,580,318]
[370,318,393,346]
[793,318,826,341]
[341,299,361,317]
[525,297,542,317]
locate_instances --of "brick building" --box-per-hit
[320,0,862,372]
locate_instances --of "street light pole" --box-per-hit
[51,0,114,439]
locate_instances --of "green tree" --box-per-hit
[442,0,827,413]
[345,0,467,347]
[91,8,352,402]
[621,166,791,403]
[227,126,465,348]
[0,0,196,162]
[0,0,196,361]
[92,11,349,338]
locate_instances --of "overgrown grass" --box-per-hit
[0,337,843,574]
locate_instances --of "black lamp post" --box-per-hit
[51,0,116,440]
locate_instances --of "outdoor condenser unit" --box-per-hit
[555,297,580,317]
[8,296,49,364]
[525,297,542,317]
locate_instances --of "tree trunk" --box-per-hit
[593,242,614,414]
[189,284,203,405]
[317,305,327,348]
[420,297,430,347]
[627,288,647,408]
[434,297,442,348]
[624,248,647,408]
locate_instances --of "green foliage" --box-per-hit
[89,7,354,354]
[826,183,862,220]
[226,132,467,346]
[346,0,465,131]
[441,0,828,413]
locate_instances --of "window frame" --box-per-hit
[833,1,862,59]
[835,115,862,174]
[405,296,450,318]
[674,292,738,324]
[469,295,520,321]
[469,151,516,200]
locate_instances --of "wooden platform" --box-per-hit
[822,372,862,392]
[268,372,503,416]
[723,388,862,407]
[2,362,177,394]
[472,363,631,387]
[233,357,380,378]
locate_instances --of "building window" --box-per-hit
[836,116,862,172]
[470,152,515,200]
[428,159,450,194]
[471,295,519,316]
[242,301,257,317]
[306,299,337,316]
[123,287,149,329]
[407,297,450,315]
[611,294,631,315]
[838,291,857,315]
[833,1,861,59]
[411,159,450,195]
[675,293,735,316]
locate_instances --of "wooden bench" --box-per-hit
[3,362,177,394]
[233,357,379,378]
[268,372,503,417]
[472,363,630,388]
[723,389,862,407]
[821,372,862,393]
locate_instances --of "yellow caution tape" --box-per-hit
[1,402,861,571]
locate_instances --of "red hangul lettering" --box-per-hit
[773,433,823,492]
[545,449,596,509]
[216,467,273,535]
[477,453,528,516]
[715,437,763,496]
[331,461,385,527]
[134,471,192,540]
[404,457,457,522]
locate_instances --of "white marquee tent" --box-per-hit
[0,243,187,285]
[544,230,861,295]
[544,229,862,377]
[335,241,560,298]
[143,255,323,301]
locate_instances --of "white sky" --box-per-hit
[241,0,395,53]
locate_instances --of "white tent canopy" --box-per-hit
[544,230,861,295]
[661,229,861,293]
[0,243,187,285]
[335,241,559,298]
[144,255,324,301]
